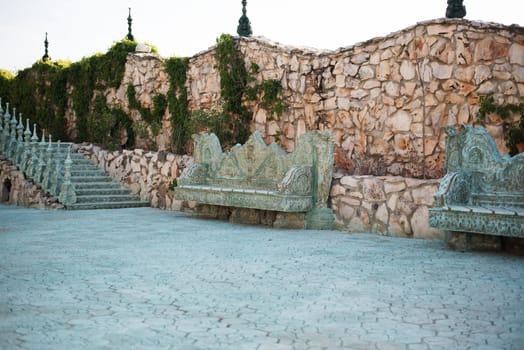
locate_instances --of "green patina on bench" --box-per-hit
[174,130,335,229]
[429,125,524,250]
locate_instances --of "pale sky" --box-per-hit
[0,0,522,73]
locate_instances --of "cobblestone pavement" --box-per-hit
[1,204,523,350]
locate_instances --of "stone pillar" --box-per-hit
[0,99,3,153]
[14,113,24,166]
[27,124,40,179]
[20,119,32,173]
[8,107,17,160]
[2,103,11,155]
[41,135,54,192]
[33,129,47,184]
[59,146,77,205]
[49,141,62,197]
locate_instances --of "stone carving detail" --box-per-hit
[278,166,312,195]
[177,163,208,186]
[430,125,524,240]
[175,130,335,229]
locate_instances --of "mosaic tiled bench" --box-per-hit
[175,130,335,229]
[429,125,524,250]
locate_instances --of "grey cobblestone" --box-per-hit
[0,204,523,349]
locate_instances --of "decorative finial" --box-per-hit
[126,8,135,41]
[42,32,50,61]
[446,0,466,19]
[237,0,252,37]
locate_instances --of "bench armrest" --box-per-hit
[177,163,208,186]
[434,172,471,207]
[277,166,312,195]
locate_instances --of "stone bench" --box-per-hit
[429,125,524,251]
[174,130,335,229]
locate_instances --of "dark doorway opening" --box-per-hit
[1,179,12,202]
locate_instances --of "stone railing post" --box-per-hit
[20,118,32,173]
[14,113,24,166]
[3,103,11,154]
[27,124,40,179]
[49,140,63,197]
[33,129,47,184]
[59,146,77,205]
[0,98,3,153]
[41,134,54,192]
[8,107,17,160]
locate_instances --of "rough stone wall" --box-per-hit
[63,19,523,178]
[330,175,443,239]
[76,144,193,211]
[0,156,63,209]
[186,19,524,178]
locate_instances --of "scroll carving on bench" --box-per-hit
[429,125,524,250]
[175,130,335,229]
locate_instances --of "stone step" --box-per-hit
[70,165,100,171]
[71,176,113,183]
[65,201,150,210]
[72,182,123,190]
[75,194,142,204]
[70,169,106,176]
[75,188,132,196]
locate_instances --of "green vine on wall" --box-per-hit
[2,39,138,146]
[211,34,284,147]
[86,94,135,150]
[164,57,190,154]
[215,33,251,145]
[127,83,167,138]
[477,95,524,155]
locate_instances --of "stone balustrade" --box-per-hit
[0,98,76,206]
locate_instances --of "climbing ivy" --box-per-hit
[215,33,251,145]
[214,34,285,147]
[477,95,524,155]
[127,83,167,137]
[3,39,137,145]
[85,94,135,150]
[0,69,13,102]
[164,57,189,153]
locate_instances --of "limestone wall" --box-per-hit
[186,19,524,178]
[330,175,443,239]
[0,156,63,209]
[75,19,523,179]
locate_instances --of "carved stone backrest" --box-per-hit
[443,125,524,202]
[189,130,335,207]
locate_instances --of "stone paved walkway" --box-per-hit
[0,204,523,350]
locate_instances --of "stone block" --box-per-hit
[386,110,412,132]
[361,178,385,202]
[375,203,389,224]
[431,62,453,79]
[384,180,406,194]
[411,206,444,240]
[509,43,524,65]
[340,176,360,188]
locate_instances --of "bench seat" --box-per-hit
[175,184,313,212]
[174,130,335,229]
[429,205,524,238]
[429,125,524,250]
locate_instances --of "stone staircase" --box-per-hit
[0,98,149,210]
[65,152,149,210]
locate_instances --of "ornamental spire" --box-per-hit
[42,32,50,61]
[126,8,134,41]
[445,0,466,19]
[237,0,252,37]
